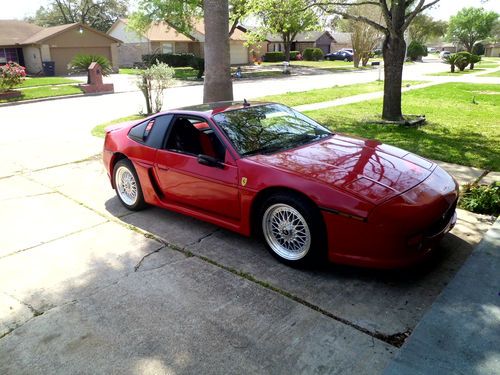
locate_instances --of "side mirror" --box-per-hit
[197,154,224,169]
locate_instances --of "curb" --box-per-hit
[0,91,117,108]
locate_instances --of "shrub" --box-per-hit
[0,62,26,92]
[459,182,500,216]
[455,51,472,71]
[142,53,195,67]
[472,42,485,56]
[407,41,428,61]
[69,54,113,76]
[443,53,465,73]
[303,48,324,61]
[264,52,285,62]
[136,61,176,114]
[468,54,481,70]
[190,56,205,78]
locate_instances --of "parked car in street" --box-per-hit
[103,101,458,269]
[324,50,353,62]
[440,51,451,60]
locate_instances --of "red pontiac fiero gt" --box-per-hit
[103,101,458,268]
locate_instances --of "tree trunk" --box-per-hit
[284,41,292,62]
[451,64,455,73]
[382,34,406,121]
[353,51,361,68]
[203,0,233,103]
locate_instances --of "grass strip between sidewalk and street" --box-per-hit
[304,82,499,171]
[0,85,83,103]
[92,114,146,138]
[257,81,425,107]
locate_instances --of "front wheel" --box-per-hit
[258,193,326,266]
[114,159,146,211]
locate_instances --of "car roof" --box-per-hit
[175,100,273,116]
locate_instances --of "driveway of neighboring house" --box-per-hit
[0,60,497,374]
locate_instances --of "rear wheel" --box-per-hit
[114,159,146,211]
[258,193,326,266]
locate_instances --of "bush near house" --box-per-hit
[407,41,428,61]
[303,48,324,61]
[264,51,285,62]
[142,53,196,67]
[0,62,26,92]
[290,51,301,60]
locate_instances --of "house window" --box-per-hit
[162,43,174,54]
[0,48,19,64]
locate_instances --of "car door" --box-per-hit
[154,115,241,220]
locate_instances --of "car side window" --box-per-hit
[128,114,173,149]
[165,116,226,161]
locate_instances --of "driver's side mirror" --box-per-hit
[197,154,224,169]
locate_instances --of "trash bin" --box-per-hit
[42,61,55,76]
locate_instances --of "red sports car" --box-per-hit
[103,101,458,268]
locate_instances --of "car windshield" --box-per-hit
[212,103,332,156]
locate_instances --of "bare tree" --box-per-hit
[311,0,440,121]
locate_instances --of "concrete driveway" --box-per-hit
[0,68,496,374]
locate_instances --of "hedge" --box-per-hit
[303,48,324,61]
[142,53,196,67]
[264,51,285,62]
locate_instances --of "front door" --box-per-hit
[154,116,241,220]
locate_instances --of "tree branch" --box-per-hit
[403,0,440,30]
[332,10,388,34]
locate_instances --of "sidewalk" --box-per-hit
[383,216,500,375]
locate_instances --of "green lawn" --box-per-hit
[0,85,83,103]
[18,77,80,88]
[304,82,500,171]
[120,67,200,80]
[479,70,500,77]
[428,68,487,76]
[257,80,425,107]
[92,114,146,138]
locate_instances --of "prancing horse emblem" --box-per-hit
[241,177,248,186]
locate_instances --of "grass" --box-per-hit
[18,77,80,88]
[428,68,487,76]
[0,85,83,103]
[256,80,425,107]
[304,82,500,171]
[92,114,146,138]
[479,70,500,78]
[120,67,200,80]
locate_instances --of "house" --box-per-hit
[107,19,250,66]
[263,31,352,55]
[484,42,500,57]
[0,20,121,75]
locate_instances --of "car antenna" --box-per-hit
[243,99,250,107]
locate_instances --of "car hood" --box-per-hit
[249,134,435,204]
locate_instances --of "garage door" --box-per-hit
[50,47,112,75]
[230,42,248,65]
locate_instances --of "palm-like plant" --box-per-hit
[69,54,113,80]
[469,54,481,70]
[444,54,465,73]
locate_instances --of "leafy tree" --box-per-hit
[408,14,447,44]
[309,0,443,121]
[447,7,499,53]
[28,0,128,32]
[249,0,320,62]
[136,61,176,114]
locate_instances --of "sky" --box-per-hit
[1,0,499,21]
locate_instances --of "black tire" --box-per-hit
[113,158,146,211]
[257,192,326,267]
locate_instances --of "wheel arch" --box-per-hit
[110,152,128,189]
[249,186,322,235]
